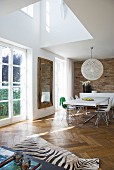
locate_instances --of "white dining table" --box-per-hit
[64,97,110,124]
[64,97,109,107]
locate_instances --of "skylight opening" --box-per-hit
[21,4,33,18]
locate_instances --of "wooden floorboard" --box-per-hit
[0,109,114,169]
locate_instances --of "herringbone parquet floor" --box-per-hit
[0,109,114,170]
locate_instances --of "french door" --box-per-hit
[0,42,26,127]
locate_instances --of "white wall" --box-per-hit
[0,1,59,120]
[40,0,92,47]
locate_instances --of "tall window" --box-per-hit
[0,43,26,125]
[55,58,65,109]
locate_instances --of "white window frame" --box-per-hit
[0,41,27,127]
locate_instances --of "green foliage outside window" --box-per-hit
[0,89,8,100]
[0,102,8,118]
[13,100,20,116]
[13,88,20,99]
[0,89,20,119]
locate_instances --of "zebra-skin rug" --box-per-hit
[13,135,100,170]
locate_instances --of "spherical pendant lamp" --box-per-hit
[81,47,103,80]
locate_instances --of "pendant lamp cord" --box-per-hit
[90,47,93,59]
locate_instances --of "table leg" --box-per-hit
[83,113,97,124]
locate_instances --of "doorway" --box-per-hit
[0,42,26,127]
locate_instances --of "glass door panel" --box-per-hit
[0,44,26,126]
[0,46,10,122]
[13,66,20,83]
[0,102,9,119]
[13,100,20,116]
[13,87,20,116]
[0,88,8,100]
[13,87,20,99]
[12,48,26,119]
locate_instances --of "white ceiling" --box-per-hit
[44,0,114,60]
[0,0,114,61]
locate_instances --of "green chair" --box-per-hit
[59,97,67,109]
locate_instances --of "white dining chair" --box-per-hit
[95,99,112,127]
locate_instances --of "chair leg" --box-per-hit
[95,112,101,127]
[102,112,109,126]
[105,114,109,126]
[112,107,114,118]
[66,110,72,124]
[66,109,75,125]
[106,112,110,122]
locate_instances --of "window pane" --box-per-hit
[13,88,20,99]
[0,46,10,64]
[2,65,8,82]
[2,55,9,64]
[0,102,9,119]
[13,66,20,82]
[13,100,20,116]
[13,49,23,65]
[0,89,8,100]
